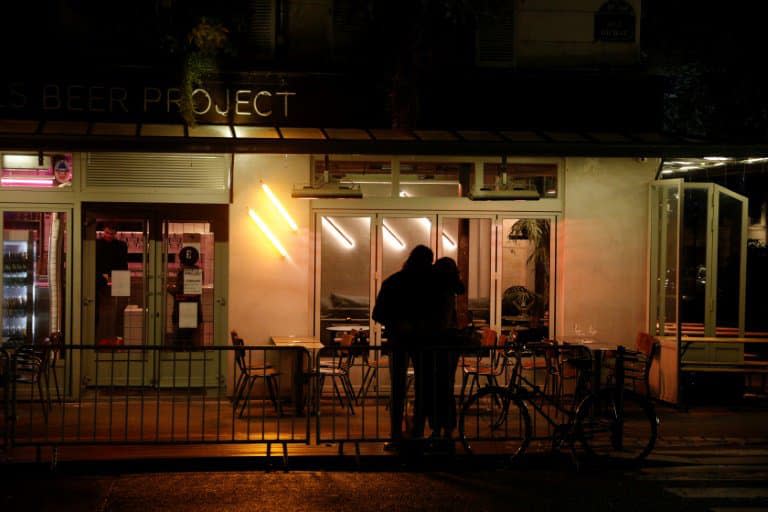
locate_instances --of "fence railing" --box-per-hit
[0,343,562,461]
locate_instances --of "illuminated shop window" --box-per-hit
[1,153,73,188]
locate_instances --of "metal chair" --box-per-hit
[313,332,358,415]
[458,328,504,404]
[230,331,281,417]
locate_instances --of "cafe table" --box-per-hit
[557,335,621,394]
[270,336,324,415]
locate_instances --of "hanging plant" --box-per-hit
[179,17,229,125]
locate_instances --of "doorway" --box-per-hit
[82,204,228,387]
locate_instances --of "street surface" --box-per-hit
[1,450,768,512]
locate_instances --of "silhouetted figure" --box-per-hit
[372,245,433,452]
[425,257,466,442]
[95,223,128,341]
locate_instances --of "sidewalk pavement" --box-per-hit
[2,399,767,469]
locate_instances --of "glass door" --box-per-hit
[678,183,748,338]
[2,209,70,345]
[498,216,554,336]
[315,214,373,345]
[436,215,494,330]
[649,179,683,338]
[83,205,227,388]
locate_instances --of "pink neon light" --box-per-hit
[1,178,55,187]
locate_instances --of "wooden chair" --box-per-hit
[607,332,659,398]
[230,331,281,417]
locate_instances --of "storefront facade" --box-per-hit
[0,71,764,405]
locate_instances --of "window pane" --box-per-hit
[715,193,743,335]
[165,222,214,348]
[315,160,392,198]
[3,211,68,345]
[1,153,73,188]
[439,217,492,328]
[319,216,371,344]
[95,219,144,345]
[500,218,551,334]
[681,188,709,334]
[482,163,558,198]
[398,162,470,198]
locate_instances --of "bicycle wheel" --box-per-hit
[458,386,531,462]
[574,388,658,465]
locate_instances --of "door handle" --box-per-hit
[216,297,226,306]
[83,298,94,306]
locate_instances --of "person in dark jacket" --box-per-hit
[372,244,433,452]
[95,222,129,340]
[425,256,466,442]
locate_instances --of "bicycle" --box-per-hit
[458,339,659,467]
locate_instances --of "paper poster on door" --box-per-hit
[111,270,131,297]
[178,302,198,328]
[183,268,202,295]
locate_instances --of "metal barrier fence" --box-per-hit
[0,343,564,461]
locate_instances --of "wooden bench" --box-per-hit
[681,360,768,372]
[681,361,768,394]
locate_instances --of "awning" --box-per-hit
[1,119,768,158]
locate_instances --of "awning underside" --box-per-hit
[1,119,766,157]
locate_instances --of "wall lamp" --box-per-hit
[261,182,298,231]
[419,217,457,250]
[322,217,354,249]
[382,222,405,250]
[248,208,288,258]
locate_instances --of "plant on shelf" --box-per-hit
[507,219,551,324]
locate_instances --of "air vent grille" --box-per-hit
[86,153,229,190]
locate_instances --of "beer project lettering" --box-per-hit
[0,82,296,121]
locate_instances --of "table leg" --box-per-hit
[293,350,306,416]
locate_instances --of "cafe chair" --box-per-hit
[314,332,357,415]
[458,328,504,404]
[46,331,64,404]
[13,339,55,422]
[606,332,659,398]
[357,341,388,404]
[230,331,282,417]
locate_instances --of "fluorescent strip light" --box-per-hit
[1,177,54,186]
[262,183,298,231]
[382,223,405,249]
[2,154,52,169]
[703,156,730,161]
[322,217,354,249]
[442,232,456,249]
[248,208,288,258]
